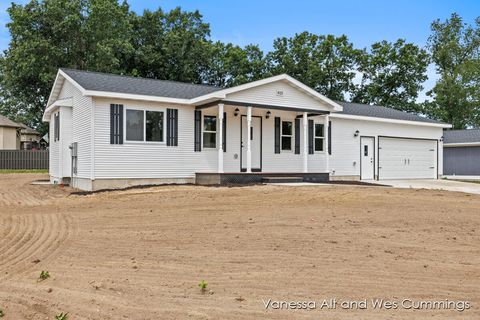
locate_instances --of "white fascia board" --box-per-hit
[42,98,73,122]
[46,70,87,107]
[330,113,452,128]
[45,71,63,107]
[189,74,343,111]
[83,90,191,105]
[443,142,480,147]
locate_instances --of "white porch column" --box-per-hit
[325,115,330,174]
[302,112,308,173]
[218,103,224,173]
[246,106,252,173]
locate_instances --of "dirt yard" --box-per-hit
[0,173,479,319]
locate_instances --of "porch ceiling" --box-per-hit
[195,99,330,115]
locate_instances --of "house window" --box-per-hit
[126,109,144,141]
[203,115,217,148]
[54,112,60,141]
[314,123,324,152]
[126,109,164,142]
[146,111,164,142]
[281,121,292,150]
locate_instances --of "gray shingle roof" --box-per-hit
[335,101,446,124]
[61,68,222,99]
[19,124,39,135]
[59,69,447,125]
[0,115,22,128]
[443,129,480,144]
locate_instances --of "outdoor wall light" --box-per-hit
[234,108,239,117]
[354,130,360,137]
[266,110,271,119]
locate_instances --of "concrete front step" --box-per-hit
[262,176,304,183]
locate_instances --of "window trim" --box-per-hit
[314,122,325,153]
[124,107,166,144]
[202,114,217,149]
[281,120,293,151]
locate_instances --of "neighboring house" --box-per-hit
[443,129,480,176]
[19,124,42,150]
[43,69,451,191]
[0,115,21,150]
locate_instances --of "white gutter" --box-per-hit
[443,142,480,147]
[83,90,191,105]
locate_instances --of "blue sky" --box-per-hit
[1,0,479,101]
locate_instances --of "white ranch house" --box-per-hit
[43,69,451,191]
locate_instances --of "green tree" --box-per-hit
[352,39,430,113]
[424,13,480,129]
[266,32,360,101]
[130,7,211,83]
[0,0,133,133]
[202,42,267,87]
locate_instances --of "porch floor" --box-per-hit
[195,172,329,185]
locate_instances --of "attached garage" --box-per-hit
[378,137,437,180]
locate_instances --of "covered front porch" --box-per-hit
[194,99,332,183]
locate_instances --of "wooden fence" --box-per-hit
[0,150,49,170]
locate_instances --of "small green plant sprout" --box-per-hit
[39,270,50,281]
[198,280,208,292]
[55,313,68,320]
[0,309,4,317]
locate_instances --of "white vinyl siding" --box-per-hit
[93,98,217,179]
[226,81,333,111]
[92,99,329,178]
[71,85,93,179]
[49,112,60,180]
[329,117,443,179]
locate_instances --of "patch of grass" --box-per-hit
[198,280,208,292]
[55,312,68,320]
[0,169,48,174]
[39,270,50,280]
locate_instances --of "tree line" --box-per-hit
[0,0,479,134]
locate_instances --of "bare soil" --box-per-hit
[0,173,479,319]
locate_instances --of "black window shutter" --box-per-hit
[308,119,314,154]
[110,104,123,144]
[167,108,178,146]
[294,118,300,154]
[174,109,178,146]
[274,117,281,154]
[328,120,332,155]
[194,110,202,151]
[222,112,226,152]
[54,113,59,141]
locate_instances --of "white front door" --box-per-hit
[241,116,261,171]
[361,137,375,180]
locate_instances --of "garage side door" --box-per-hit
[379,137,437,179]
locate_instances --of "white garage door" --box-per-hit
[378,137,437,179]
